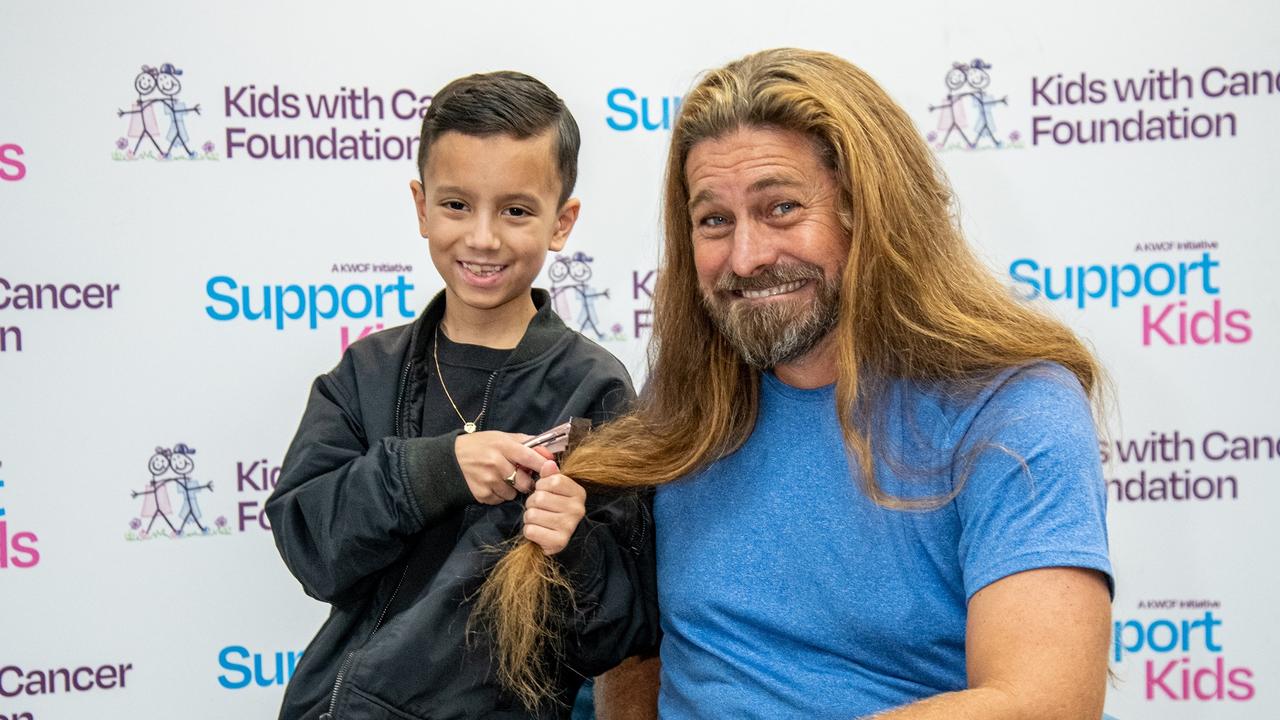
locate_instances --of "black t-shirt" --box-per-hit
[421,328,512,437]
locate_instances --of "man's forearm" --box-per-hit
[871,687,1018,720]
[872,685,1097,720]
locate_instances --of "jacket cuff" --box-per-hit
[552,519,604,588]
[401,433,472,527]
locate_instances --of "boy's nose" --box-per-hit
[464,217,502,251]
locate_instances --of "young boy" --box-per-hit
[266,71,655,720]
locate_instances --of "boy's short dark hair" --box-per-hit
[417,71,580,206]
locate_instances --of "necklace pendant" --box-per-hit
[463,422,477,434]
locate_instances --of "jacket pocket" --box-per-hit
[340,685,428,720]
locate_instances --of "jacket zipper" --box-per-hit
[476,369,498,430]
[371,565,410,635]
[319,651,354,720]
[392,357,413,437]
[630,496,651,555]
[323,328,507,717]
[322,353,416,720]
[319,559,410,719]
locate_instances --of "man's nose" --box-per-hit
[728,220,780,278]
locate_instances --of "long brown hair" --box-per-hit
[472,48,1102,709]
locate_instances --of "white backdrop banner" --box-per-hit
[1,1,1277,718]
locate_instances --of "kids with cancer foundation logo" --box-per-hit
[1009,252,1253,346]
[0,143,24,181]
[1113,610,1255,702]
[0,462,39,570]
[204,274,417,353]
[0,279,122,354]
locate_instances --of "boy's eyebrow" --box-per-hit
[495,192,545,209]
[432,185,471,198]
[431,186,545,209]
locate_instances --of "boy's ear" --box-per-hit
[409,180,430,238]
[549,197,580,253]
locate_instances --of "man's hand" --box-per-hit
[455,431,551,504]
[522,459,587,555]
[596,655,661,720]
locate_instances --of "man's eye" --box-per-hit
[443,200,467,212]
[770,201,799,217]
[504,207,531,218]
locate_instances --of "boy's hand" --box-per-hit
[522,459,587,556]
[455,432,553,504]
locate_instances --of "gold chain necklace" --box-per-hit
[433,325,487,433]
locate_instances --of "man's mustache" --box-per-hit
[713,263,825,293]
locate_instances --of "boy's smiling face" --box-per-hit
[412,130,578,325]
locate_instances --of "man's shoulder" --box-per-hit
[922,362,1094,454]
[969,361,1090,421]
[883,362,1091,449]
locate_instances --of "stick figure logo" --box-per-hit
[114,63,217,162]
[547,252,625,341]
[127,443,229,541]
[926,59,1022,151]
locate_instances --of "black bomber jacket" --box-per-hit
[266,289,657,720]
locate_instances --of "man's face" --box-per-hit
[686,125,848,370]
[411,130,578,318]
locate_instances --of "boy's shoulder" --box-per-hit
[524,299,633,388]
[344,318,416,361]
[563,327,632,384]
[325,290,633,396]
[328,317,419,389]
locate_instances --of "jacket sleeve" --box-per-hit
[556,489,660,676]
[553,376,661,675]
[266,367,475,606]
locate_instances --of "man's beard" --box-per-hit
[700,263,841,369]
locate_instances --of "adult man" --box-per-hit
[484,48,1113,718]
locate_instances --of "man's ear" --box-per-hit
[409,179,429,238]
[550,197,581,252]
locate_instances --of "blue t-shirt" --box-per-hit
[654,364,1113,719]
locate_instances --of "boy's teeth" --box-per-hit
[740,280,805,299]
[462,262,504,276]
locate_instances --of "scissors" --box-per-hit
[521,417,592,454]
